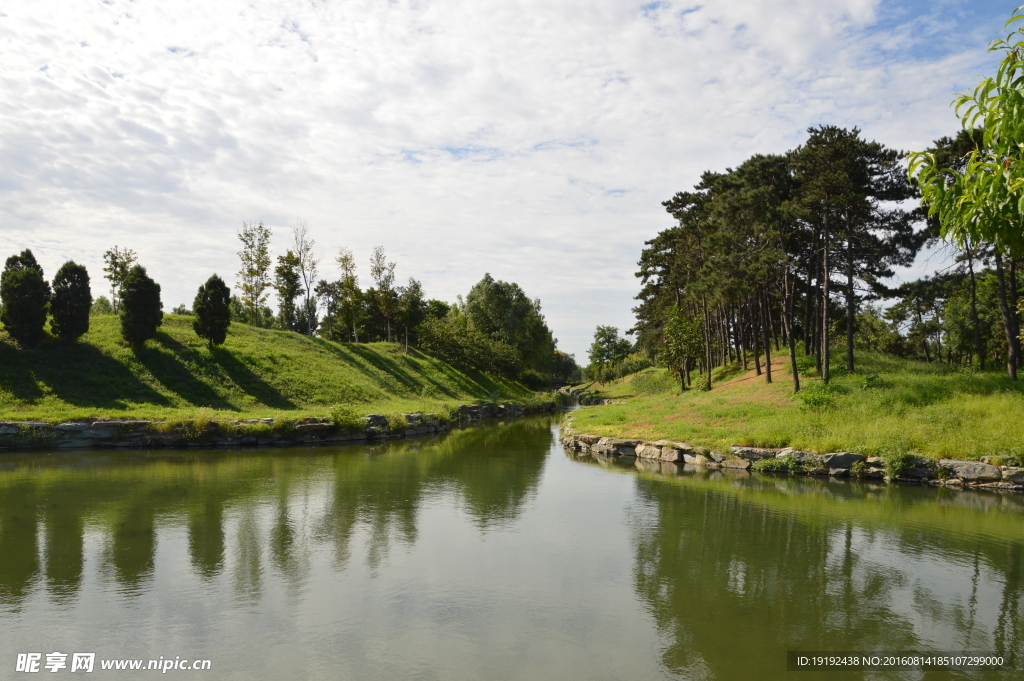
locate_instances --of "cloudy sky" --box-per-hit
[0,0,1015,360]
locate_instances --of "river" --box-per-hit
[0,415,1021,679]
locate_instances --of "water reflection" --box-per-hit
[0,418,551,609]
[577,454,1024,679]
[3,418,1022,680]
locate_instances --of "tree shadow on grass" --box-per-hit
[209,347,296,410]
[133,333,236,410]
[0,337,171,409]
[312,339,463,399]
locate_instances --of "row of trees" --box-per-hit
[228,220,575,385]
[2,234,577,386]
[625,9,1024,392]
[630,124,925,392]
[231,221,427,347]
[0,248,165,347]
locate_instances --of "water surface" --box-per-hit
[0,417,1021,679]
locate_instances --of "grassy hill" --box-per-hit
[570,352,1024,461]
[0,315,533,422]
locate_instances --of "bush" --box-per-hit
[120,265,163,346]
[192,274,231,347]
[751,454,797,473]
[0,249,50,347]
[50,261,92,342]
[633,370,676,395]
[330,404,364,430]
[796,382,848,411]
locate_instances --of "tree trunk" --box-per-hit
[1009,257,1021,367]
[965,243,984,370]
[846,236,855,372]
[783,267,801,393]
[994,251,1018,379]
[701,295,713,390]
[761,289,772,383]
[751,302,762,376]
[732,308,743,368]
[821,217,831,384]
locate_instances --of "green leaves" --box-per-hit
[911,7,1024,253]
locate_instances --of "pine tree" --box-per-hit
[120,265,163,346]
[192,274,231,347]
[0,249,50,347]
[51,261,92,342]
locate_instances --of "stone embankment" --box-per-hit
[0,401,558,452]
[561,432,1024,492]
[557,386,613,405]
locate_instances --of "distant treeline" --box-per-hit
[0,224,579,388]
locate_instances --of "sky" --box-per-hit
[0,0,1018,362]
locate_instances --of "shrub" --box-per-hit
[120,265,163,346]
[881,450,913,479]
[752,454,797,473]
[0,249,50,347]
[330,404,364,430]
[192,274,232,347]
[51,261,92,342]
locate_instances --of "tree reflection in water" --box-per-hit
[600,457,1024,680]
[0,418,550,609]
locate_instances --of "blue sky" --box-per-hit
[1,0,1020,362]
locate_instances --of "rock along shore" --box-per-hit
[560,432,1024,493]
[0,401,559,452]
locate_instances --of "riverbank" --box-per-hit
[570,352,1024,461]
[560,432,1024,491]
[0,399,563,452]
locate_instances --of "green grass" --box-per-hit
[569,351,1024,460]
[0,315,533,422]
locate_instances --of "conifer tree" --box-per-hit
[120,265,163,346]
[192,274,231,347]
[0,249,50,347]
[51,261,92,342]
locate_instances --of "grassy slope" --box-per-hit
[0,315,532,421]
[572,352,1024,460]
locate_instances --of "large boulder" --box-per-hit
[721,457,751,470]
[660,443,693,462]
[896,457,937,480]
[822,452,865,468]
[730,446,775,460]
[683,452,710,465]
[1001,467,1024,484]
[939,459,1002,483]
[635,443,663,459]
[595,437,643,457]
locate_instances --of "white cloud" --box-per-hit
[0,0,1008,360]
